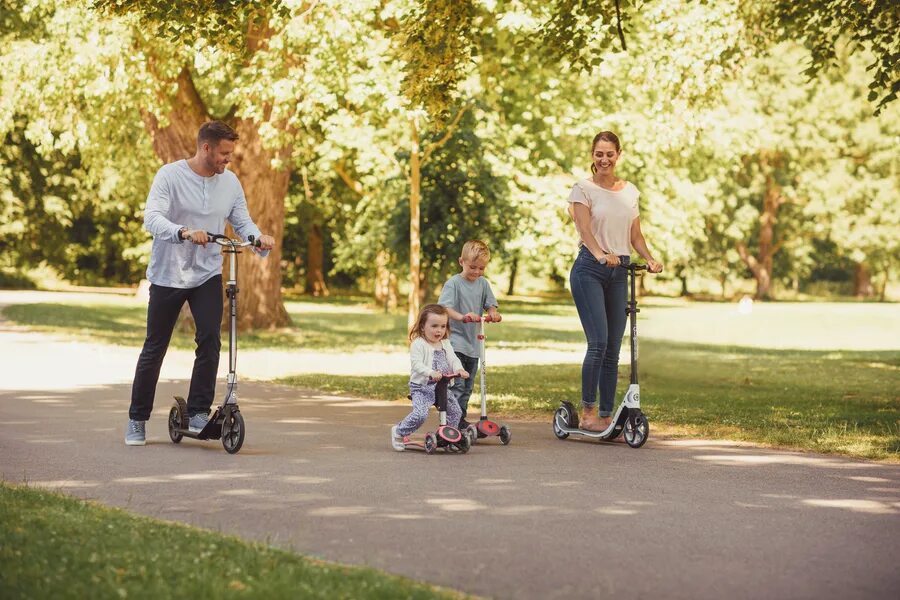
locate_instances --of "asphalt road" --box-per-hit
[2,379,898,600]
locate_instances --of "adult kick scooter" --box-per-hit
[168,232,260,454]
[553,263,650,448]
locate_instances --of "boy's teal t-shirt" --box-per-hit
[437,273,498,357]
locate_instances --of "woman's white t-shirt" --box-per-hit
[567,179,640,256]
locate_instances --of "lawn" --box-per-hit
[280,342,900,461]
[0,482,465,600]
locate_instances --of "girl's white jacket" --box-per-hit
[409,337,465,385]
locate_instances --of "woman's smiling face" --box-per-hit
[592,140,619,174]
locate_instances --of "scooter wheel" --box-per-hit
[458,434,471,454]
[499,425,511,445]
[624,410,649,448]
[466,426,477,447]
[424,433,437,455]
[222,409,245,454]
[553,407,570,440]
[168,404,183,443]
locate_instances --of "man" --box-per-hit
[125,120,275,446]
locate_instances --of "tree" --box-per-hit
[746,0,900,113]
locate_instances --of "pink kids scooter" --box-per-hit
[463,314,511,446]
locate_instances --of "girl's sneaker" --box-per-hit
[391,426,406,451]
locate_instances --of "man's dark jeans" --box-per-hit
[569,248,628,416]
[129,275,223,421]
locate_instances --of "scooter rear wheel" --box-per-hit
[499,425,511,445]
[624,410,649,448]
[168,397,187,443]
[222,409,245,454]
[424,433,437,455]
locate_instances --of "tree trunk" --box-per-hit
[736,171,784,300]
[229,119,290,330]
[507,255,518,296]
[305,223,328,297]
[854,262,873,298]
[374,251,398,311]
[879,268,889,302]
[408,116,422,327]
[301,165,328,297]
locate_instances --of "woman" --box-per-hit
[568,131,663,431]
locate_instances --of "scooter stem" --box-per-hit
[479,316,487,418]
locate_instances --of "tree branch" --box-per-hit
[614,0,627,51]
[421,103,470,166]
[736,242,759,275]
[334,162,364,197]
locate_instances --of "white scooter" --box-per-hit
[553,263,650,448]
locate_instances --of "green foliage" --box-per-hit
[748,0,900,113]
[394,0,478,118]
[92,0,291,53]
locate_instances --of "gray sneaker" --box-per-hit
[125,419,146,446]
[188,413,209,433]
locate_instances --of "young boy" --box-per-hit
[438,240,502,429]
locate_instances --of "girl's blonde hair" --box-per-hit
[409,304,450,343]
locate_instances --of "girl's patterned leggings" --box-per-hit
[396,382,461,436]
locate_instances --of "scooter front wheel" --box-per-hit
[624,410,649,448]
[553,406,571,439]
[424,433,437,455]
[222,409,245,454]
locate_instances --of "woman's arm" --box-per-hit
[572,203,616,264]
[630,217,663,272]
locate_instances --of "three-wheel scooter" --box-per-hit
[168,232,260,454]
[400,377,471,454]
[552,262,651,448]
[463,314,511,446]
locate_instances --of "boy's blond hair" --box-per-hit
[460,240,491,263]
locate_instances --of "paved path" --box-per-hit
[2,378,898,600]
[2,294,898,598]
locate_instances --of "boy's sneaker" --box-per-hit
[458,418,471,431]
[125,419,146,446]
[188,413,209,433]
[391,426,406,451]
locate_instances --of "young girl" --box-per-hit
[391,304,469,451]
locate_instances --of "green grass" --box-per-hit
[0,301,586,351]
[0,482,465,600]
[280,342,900,461]
[5,295,898,351]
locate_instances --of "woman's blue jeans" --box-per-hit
[569,248,628,416]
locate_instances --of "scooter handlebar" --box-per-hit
[206,232,262,248]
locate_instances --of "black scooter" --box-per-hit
[168,232,260,454]
[553,263,651,448]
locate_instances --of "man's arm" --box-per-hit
[227,181,272,252]
[143,170,186,244]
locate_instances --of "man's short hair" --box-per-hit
[198,120,239,148]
